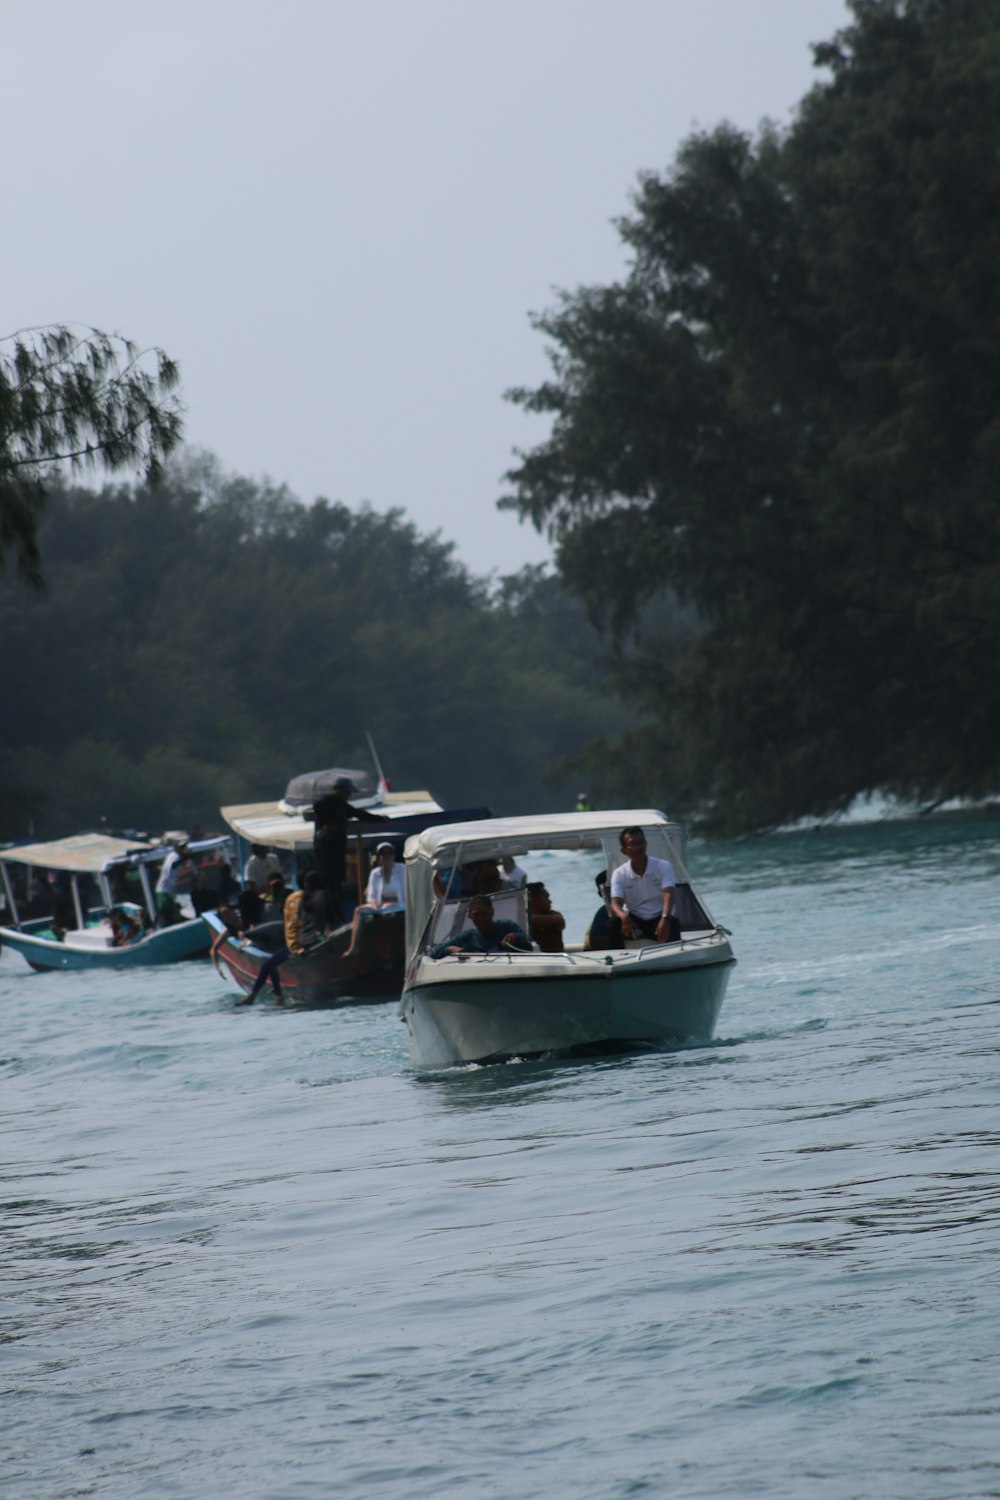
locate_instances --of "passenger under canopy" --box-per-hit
[403,808,716,964]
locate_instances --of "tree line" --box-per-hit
[0,456,633,839]
[502,0,1000,832]
[5,1,998,838]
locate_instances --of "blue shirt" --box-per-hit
[429,920,530,959]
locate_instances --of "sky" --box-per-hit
[3,0,852,574]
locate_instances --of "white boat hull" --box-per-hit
[400,933,734,1068]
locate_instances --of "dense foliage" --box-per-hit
[0,325,181,588]
[0,457,621,839]
[502,0,1000,832]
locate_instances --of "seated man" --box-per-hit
[429,894,532,958]
[527,882,565,953]
[608,826,681,945]
[238,878,265,932]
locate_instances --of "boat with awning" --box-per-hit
[211,788,491,1004]
[0,832,231,971]
[399,809,735,1067]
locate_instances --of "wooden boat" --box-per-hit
[400,809,736,1067]
[205,905,406,1005]
[213,787,490,1004]
[0,832,232,972]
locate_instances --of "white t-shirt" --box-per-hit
[245,852,281,888]
[367,866,405,908]
[610,855,676,921]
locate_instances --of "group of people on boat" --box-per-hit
[220,793,681,1000]
[428,824,678,959]
[429,880,568,958]
[231,777,406,1004]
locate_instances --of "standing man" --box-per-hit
[608,826,681,945]
[155,836,193,926]
[306,776,389,926]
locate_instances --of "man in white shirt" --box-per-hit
[609,826,681,944]
[155,838,193,926]
[498,855,527,890]
[244,843,282,889]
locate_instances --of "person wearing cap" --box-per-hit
[343,841,404,957]
[306,776,390,925]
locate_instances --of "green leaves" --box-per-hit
[0,324,182,587]
[504,0,1000,831]
[0,467,621,839]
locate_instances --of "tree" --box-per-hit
[0,461,620,838]
[502,0,1000,832]
[0,324,182,586]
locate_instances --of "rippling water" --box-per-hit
[4,814,1000,1499]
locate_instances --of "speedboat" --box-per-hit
[0,832,232,971]
[212,785,491,1004]
[399,809,735,1067]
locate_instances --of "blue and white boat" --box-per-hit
[0,832,231,971]
[400,809,735,1068]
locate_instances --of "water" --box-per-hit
[4,814,1000,1499]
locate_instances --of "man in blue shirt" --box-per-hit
[430,895,532,958]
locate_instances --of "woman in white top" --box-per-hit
[343,842,405,956]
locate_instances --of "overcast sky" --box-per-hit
[4,0,851,574]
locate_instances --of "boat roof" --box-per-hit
[404,808,676,866]
[221,791,444,852]
[0,832,233,874]
[0,833,158,874]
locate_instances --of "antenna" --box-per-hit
[365,730,388,794]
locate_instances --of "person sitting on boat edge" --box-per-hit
[608,826,681,945]
[282,870,327,956]
[429,894,532,959]
[238,877,265,932]
[527,882,565,953]
[344,842,404,957]
[210,900,245,973]
[237,872,322,1006]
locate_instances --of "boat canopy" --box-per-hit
[403,809,691,963]
[0,833,157,874]
[222,791,444,853]
[122,834,233,868]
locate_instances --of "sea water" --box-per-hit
[4,814,1000,1499]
